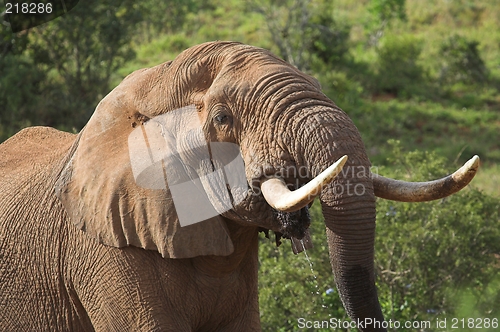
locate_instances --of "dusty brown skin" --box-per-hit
[0,42,478,331]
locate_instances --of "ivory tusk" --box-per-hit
[373,155,480,202]
[261,155,348,212]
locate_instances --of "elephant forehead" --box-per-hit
[208,65,312,109]
[204,76,251,103]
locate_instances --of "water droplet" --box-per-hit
[300,240,330,313]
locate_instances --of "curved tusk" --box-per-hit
[261,155,348,212]
[373,155,480,202]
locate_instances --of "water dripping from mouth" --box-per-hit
[300,239,329,314]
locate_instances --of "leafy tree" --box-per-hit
[0,53,45,140]
[28,0,143,129]
[367,0,407,45]
[309,6,351,68]
[138,0,205,42]
[250,0,312,70]
[249,0,351,72]
[0,22,43,141]
[0,0,145,142]
[1,15,30,57]
[369,0,407,25]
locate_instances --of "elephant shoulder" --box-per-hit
[0,126,76,176]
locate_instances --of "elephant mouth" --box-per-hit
[274,205,311,240]
[248,155,347,252]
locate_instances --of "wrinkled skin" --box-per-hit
[0,42,473,331]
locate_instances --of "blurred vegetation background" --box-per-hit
[1,0,499,330]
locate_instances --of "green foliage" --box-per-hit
[374,143,500,328]
[346,99,500,165]
[374,34,428,98]
[472,163,500,198]
[113,33,191,85]
[248,0,315,70]
[28,0,143,128]
[0,21,42,141]
[368,0,407,25]
[188,0,267,47]
[308,4,351,68]
[315,70,364,110]
[0,53,45,139]
[366,0,407,46]
[248,0,351,71]
[0,0,148,141]
[259,147,500,331]
[439,34,489,86]
[137,0,203,41]
[0,23,30,57]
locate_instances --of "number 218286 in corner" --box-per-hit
[5,2,53,14]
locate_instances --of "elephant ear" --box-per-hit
[55,61,234,259]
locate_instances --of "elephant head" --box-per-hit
[55,41,479,330]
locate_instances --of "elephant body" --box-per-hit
[0,42,478,331]
[0,127,260,331]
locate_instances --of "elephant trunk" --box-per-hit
[287,108,386,331]
[321,186,386,331]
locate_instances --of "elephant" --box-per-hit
[0,41,479,331]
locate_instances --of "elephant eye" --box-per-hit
[214,113,230,125]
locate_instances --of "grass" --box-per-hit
[345,99,500,166]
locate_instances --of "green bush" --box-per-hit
[439,34,489,86]
[374,34,428,98]
[258,201,346,331]
[258,146,500,331]
[309,11,351,68]
[375,144,500,329]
